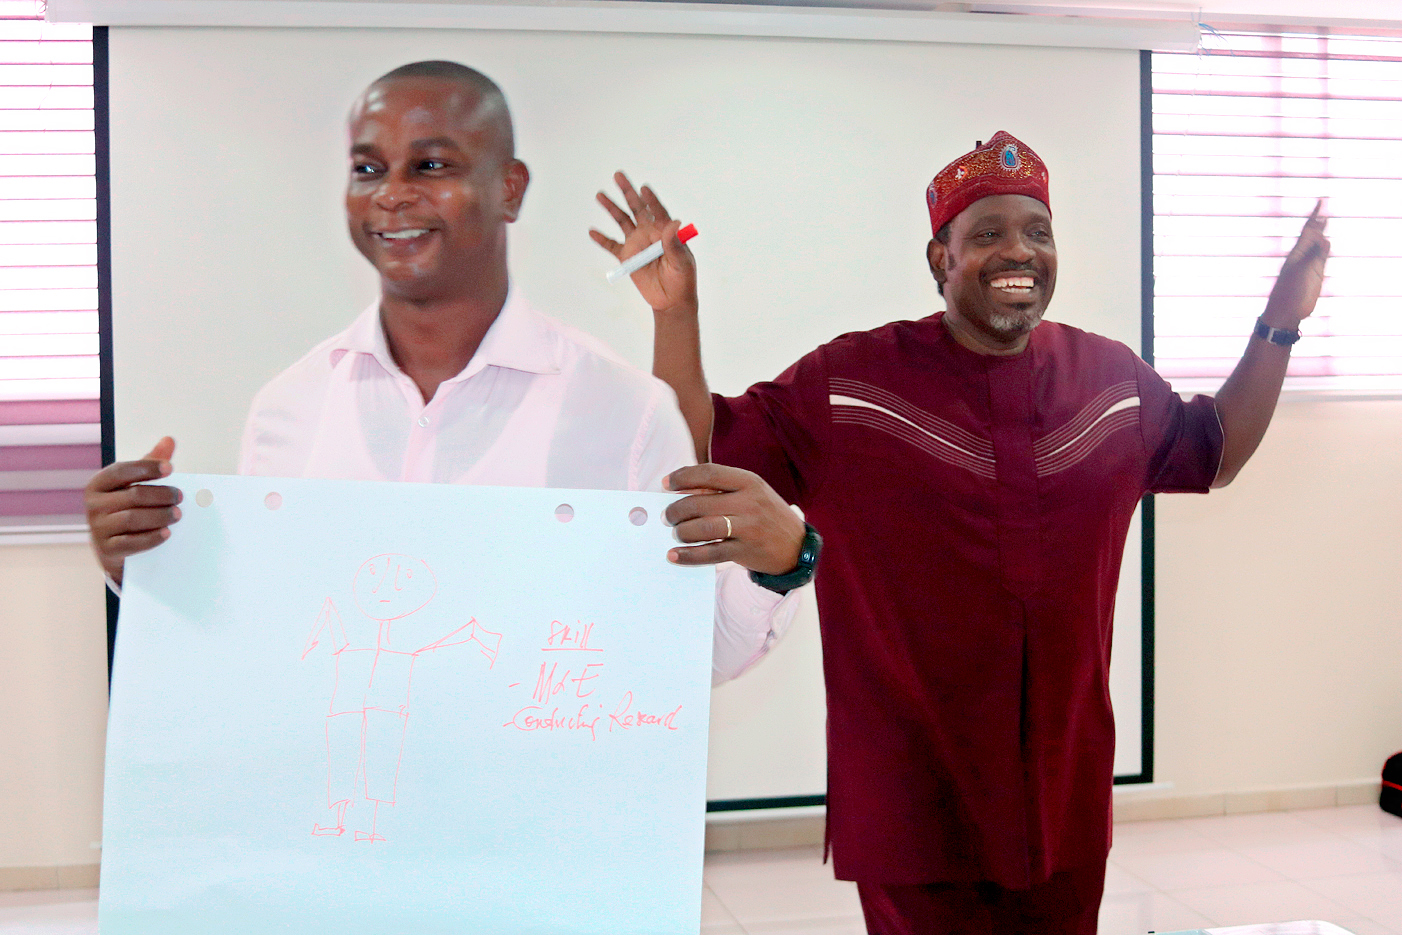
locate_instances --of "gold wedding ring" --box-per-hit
[723,515,734,539]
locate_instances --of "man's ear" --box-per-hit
[502,159,530,223]
[926,238,948,287]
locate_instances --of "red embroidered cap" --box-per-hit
[926,131,1050,237]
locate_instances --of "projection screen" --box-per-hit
[102,20,1150,805]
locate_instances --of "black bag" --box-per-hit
[1383,752,1402,818]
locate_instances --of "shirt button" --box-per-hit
[417,415,430,427]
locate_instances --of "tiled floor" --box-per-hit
[4,805,1400,934]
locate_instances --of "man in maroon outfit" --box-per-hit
[592,134,1330,934]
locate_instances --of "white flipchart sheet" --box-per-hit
[100,474,716,935]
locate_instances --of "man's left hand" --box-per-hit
[663,464,805,576]
[590,171,698,317]
[1262,198,1331,329]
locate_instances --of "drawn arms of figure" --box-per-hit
[84,436,182,587]
[302,598,349,661]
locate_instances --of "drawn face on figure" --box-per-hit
[345,76,529,301]
[928,194,1057,344]
[354,553,438,621]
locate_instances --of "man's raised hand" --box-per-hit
[1263,199,1331,329]
[84,436,182,586]
[662,464,805,575]
[590,171,698,316]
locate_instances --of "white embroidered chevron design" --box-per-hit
[830,378,993,458]
[828,378,1139,480]
[1034,381,1137,458]
[1034,383,1140,476]
[829,382,996,480]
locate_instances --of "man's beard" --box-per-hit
[986,306,1044,335]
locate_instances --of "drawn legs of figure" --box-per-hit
[313,710,364,836]
[357,706,409,842]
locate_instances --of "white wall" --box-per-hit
[1155,398,1402,797]
[0,543,107,873]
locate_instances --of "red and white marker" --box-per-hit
[606,223,698,284]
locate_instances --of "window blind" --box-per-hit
[0,5,97,533]
[1153,28,1402,391]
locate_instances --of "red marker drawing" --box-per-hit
[605,223,698,284]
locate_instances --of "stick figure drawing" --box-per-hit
[300,553,502,842]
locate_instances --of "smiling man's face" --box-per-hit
[928,193,1057,349]
[344,76,528,302]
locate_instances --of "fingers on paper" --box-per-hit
[86,457,175,496]
[104,524,175,558]
[668,540,733,567]
[670,514,737,546]
[664,492,743,533]
[88,485,182,533]
[664,463,751,497]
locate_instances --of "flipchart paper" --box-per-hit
[100,473,715,935]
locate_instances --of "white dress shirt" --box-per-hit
[237,290,795,684]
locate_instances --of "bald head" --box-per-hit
[344,60,530,305]
[356,60,515,160]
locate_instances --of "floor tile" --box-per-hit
[1168,879,1356,929]
[1177,812,1335,849]
[1105,861,1157,895]
[1112,819,1223,857]
[0,891,97,935]
[1236,838,1401,880]
[1305,870,1402,922]
[1114,847,1287,892]
[702,883,742,927]
[705,846,863,925]
[1097,889,1215,933]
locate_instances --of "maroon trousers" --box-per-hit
[856,864,1107,935]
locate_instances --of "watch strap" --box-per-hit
[1254,318,1301,346]
[749,522,823,595]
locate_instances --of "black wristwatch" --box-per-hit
[749,522,823,594]
[1254,317,1301,346]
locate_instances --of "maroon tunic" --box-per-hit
[711,313,1222,889]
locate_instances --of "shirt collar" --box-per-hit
[332,286,562,381]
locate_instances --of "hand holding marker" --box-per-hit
[606,223,698,284]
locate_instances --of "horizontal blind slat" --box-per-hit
[0,398,98,423]
[0,487,84,518]
[0,310,96,333]
[0,442,100,471]
[0,357,98,381]
[0,422,100,446]
[0,378,100,401]
[0,467,96,491]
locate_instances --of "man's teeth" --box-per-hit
[379,229,429,240]
[991,276,1035,292]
